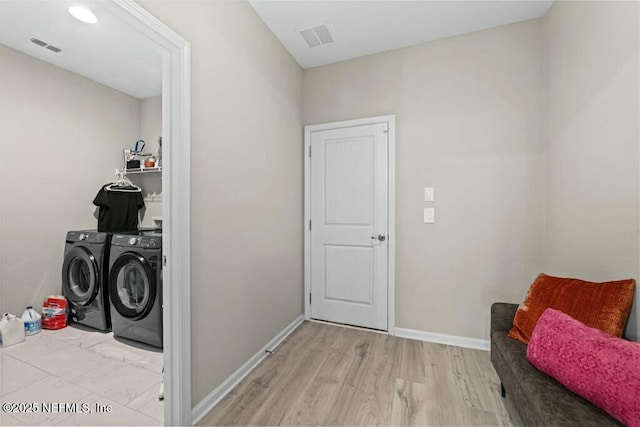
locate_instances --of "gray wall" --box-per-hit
[544,1,640,340]
[303,2,640,343]
[303,20,546,340]
[137,1,304,405]
[136,95,163,229]
[0,44,141,314]
[140,96,162,160]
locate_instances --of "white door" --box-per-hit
[309,122,389,330]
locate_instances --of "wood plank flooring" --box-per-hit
[198,321,512,426]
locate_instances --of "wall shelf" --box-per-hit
[116,166,162,175]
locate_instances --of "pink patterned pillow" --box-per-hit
[527,308,640,426]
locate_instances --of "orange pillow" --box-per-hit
[508,273,635,344]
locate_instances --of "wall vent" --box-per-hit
[30,36,62,53]
[298,24,335,48]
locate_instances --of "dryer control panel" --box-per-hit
[112,234,162,249]
[66,231,108,243]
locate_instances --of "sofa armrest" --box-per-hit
[491,302,518,335]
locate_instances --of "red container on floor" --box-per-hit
[42,295,68,330]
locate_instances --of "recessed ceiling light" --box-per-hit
[68,6,98,24]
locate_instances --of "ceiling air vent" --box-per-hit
[298,24,335,48]
[30,36,63,53]
[30,37,47,47]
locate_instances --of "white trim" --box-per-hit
[387,116,396,336]
[102,2,192,425]
[395,327,490,351]
[309,319,387,334]
[191,315,305,425]
[304,126,312,321]
[303,115,396,335]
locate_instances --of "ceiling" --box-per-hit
[0,1,162,99]
[249,0,554,69]
[0,1,554,96]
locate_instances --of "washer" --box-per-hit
[108,230,162,348]
[61,230,112,331]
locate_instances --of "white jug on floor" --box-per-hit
[22,306,42,336]
[0,313,25,347]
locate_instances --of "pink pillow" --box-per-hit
[527,308,640,426]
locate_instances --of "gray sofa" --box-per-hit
[490,302,620,426]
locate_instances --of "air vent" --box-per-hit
[30,36,63,53]
[30,37,47,47]
[298,24,335,48]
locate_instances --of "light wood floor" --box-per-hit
[198,321,512,426]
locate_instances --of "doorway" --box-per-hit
[0,1,191,425]
[99,3,192,424]
[304,115,396,333]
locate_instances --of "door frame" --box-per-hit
[304,115,396,335]
[103,2,191,425]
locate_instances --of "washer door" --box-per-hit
[62,246,99,305]
[109,252,156,320]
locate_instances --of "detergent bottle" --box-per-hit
[21,306,42,336]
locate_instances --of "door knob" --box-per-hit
[371,234,386,242]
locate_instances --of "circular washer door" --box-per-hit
[109,252,156,320]
[62,246,99,305]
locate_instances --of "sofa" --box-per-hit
[490,302,620,426]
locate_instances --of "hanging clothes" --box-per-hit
[93,184,144,232]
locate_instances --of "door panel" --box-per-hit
[324,245,373,305]
[310,122,388,330]
[324,137,374,225]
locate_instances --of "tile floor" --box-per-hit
[0,325,163,426]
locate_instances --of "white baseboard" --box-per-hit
[191,315,305,425]
[395,327,490,351]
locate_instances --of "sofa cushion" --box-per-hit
[508,273,635,343]
[527,308,640,426]
[492,331,619,426]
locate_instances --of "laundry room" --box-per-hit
[0,2,165,426]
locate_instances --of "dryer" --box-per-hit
[108,230,162,348]
[61,230,111,331]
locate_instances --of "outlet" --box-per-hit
[424,207,435,223]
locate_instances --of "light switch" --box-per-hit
[424,187,435,202]
[424,207,435,223]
